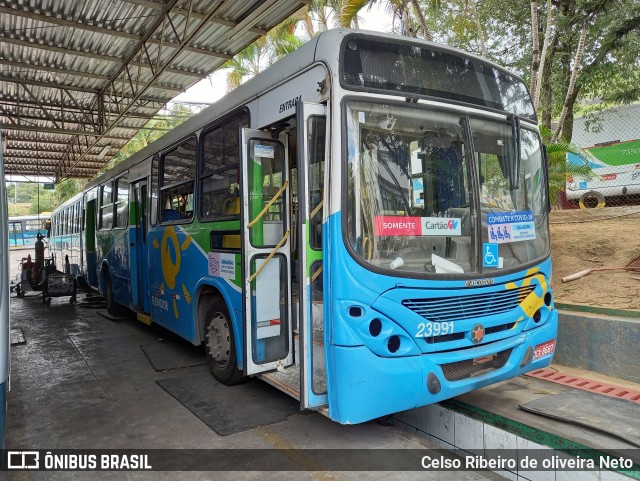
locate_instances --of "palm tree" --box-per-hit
[223,37,269,92]
[307,0,360,33]
[268,14,306,59]
[223,1,356,92]
[341,0,434,40]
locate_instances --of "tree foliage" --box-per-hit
[222,2,359,91]
[97,104,197,176]
[341,0,439,39]
[55,179,87,205]
[426,0,640,142]
[6,183,56,215]
[5,179,89,215]
[539,126,592,206]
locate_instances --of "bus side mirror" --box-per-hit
[45,220,51,238]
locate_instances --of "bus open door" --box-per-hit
[296,102,329,409]
[240,129,294,375]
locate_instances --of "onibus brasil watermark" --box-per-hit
[6,451,151,470]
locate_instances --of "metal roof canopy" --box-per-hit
[0,0,308,181]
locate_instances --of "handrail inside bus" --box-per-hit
[362,236,373,260]
[247,181,288,229]
[310,199,323,219]
[311,265,323,282]
[247,230,289,283]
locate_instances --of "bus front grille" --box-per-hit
[440,348,513,382]
[402,286,535,322]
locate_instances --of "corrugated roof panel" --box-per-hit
[0,0,309,178]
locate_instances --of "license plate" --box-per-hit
[534,340,556,360]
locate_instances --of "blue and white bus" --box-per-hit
[8,214,50,248]
[50,30,557,424]
[0,129,11,445]
[566,103,640,208]
[49,194,84,277]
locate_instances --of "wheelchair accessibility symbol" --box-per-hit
[483,243,499,268]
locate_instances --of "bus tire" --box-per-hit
[579,191,605,209]
[204,298,243,385]
[104,270,121,317]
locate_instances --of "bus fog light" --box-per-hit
[387,335,400,353]
[521,346,533,367]
[369,319,382,337]
[427,372,441,394]
[533,309,542,323]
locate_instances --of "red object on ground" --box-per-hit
[525,368,640,404]
[559,189,578,209]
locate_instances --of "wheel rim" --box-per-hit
[584,196,598,208]
[206,312,231,367]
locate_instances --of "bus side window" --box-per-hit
[160,137,196,224]
[200,111,248,220]
[151,156,159,226]
[99,181,114,230]
[115,174,129,228]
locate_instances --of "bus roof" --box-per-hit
[8,214,50,221]
[83,29,528,190]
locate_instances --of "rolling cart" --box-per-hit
[14,234,78,305]
[42,272,77,306]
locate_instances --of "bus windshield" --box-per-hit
[345,100,549,275]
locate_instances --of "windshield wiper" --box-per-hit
[509,115,521,191]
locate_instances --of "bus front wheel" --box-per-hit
[204,299,243,385]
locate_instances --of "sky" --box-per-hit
[172,5,392,105]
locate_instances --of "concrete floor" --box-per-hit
[5,289,506,481]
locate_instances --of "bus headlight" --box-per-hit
[340,301,421,357]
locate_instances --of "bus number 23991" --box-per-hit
[416,322,455,338]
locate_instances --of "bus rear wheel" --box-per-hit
[204,299,243,385]
[104,270,121,317]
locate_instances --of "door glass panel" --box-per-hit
[307,117,325,250]
[250,254,289,364]
[310,260,326,394]
[247,139,285,247]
